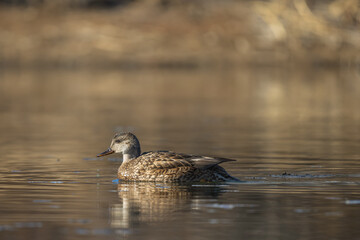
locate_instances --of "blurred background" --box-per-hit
[0,1,360,240]
[0,0,359,67]
[1,0,359,161]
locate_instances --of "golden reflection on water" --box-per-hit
[0,67,359,160]
[0,67,360,239]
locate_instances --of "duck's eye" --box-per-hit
[115,140,121,143]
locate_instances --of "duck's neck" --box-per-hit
[122,145,141,163]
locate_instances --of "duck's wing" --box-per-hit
[140,151,235,170]
[188,156,236,169]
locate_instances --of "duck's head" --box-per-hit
[97,132,141,159]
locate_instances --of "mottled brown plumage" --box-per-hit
[97,133,239,183]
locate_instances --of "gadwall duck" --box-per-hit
[97,133,239,183]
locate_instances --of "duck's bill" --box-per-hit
[97,148,115,157]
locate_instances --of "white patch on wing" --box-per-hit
[215,173,226,180]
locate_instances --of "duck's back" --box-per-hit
[117,151,238,182]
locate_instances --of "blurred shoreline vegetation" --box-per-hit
[0,0,359,69]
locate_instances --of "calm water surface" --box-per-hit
[0,67,359,240]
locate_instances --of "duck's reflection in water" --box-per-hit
[111,182,225,228]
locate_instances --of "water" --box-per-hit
[0,67,360,240]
